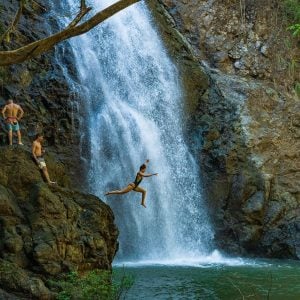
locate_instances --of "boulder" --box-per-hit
[0,147,118,299]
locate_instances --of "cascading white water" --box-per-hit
[55,0,213,261]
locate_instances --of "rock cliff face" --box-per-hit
[0,0,85,188]
[0,1,118,298]
[0,147,118,299]
[1,3,299,295]
[151,0,300,258]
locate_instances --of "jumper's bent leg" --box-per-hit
[106,184,134,196]
[133,186,147,208]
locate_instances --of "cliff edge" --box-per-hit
[0,147,118,299]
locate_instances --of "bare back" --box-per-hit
[4,103,21,118]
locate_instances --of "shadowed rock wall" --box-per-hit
[0,147,118,299]
[0,2,118,298]
[0,0,85,188]
[150,0,300,258]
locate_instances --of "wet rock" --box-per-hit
[0,0,85,189]
[0,288,23,300]
[0,147,118,298]
[260,45,269,57]
[234,60,244,70]
[154,0,299,260]
[242,191,265,216]
[0,1,119,298]
[157,0,298,81]
[0,259,52,299]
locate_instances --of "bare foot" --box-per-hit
[141,203,146,208]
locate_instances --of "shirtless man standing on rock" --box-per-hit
[2,99,24,145]
[32,133,56,185]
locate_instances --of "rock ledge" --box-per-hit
[0,147,118,299]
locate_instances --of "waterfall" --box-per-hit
[55,0,213,262]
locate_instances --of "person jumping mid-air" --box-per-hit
[105,159,158,208]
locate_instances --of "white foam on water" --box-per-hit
[114,250,260,268]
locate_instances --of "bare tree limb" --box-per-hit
[0,0,141,66]
[66,0,92,29]
[81,0,87,11]
[0,0,25,44]
[31,0,47,12]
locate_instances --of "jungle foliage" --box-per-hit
[50,269,134,300]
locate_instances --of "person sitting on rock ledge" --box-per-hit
[2,99,24,146]
[32,133,56,185]
[105,159,158,208]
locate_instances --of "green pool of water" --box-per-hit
[114,259,300,299]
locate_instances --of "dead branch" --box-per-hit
[66,0,92,29]
[0,0,25,44]
[0,0,141,66]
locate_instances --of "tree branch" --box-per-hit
[66,0,92,29]
[0,0,141,66]
[80,0,87,11]
[0,0,25,44]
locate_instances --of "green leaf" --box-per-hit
[288,24,300,36]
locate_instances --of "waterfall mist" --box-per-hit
[55,0,213,262]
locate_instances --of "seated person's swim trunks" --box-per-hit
[37,157,47,169]
[6,117,20,132]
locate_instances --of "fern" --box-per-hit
[288,24,300,36]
